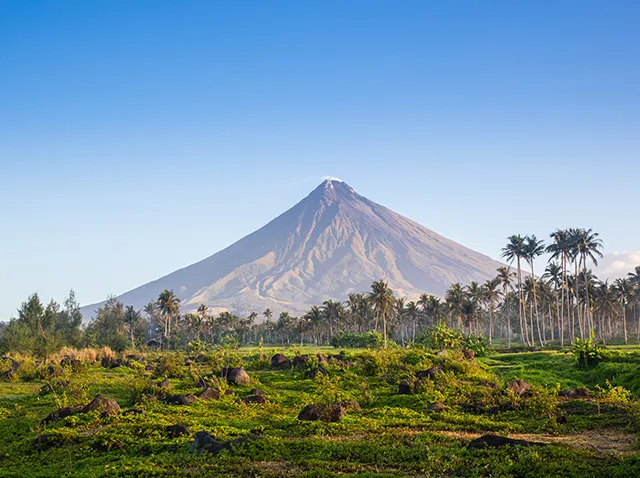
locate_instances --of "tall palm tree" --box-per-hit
[615,278,632,344]
[405,301,420,342]
[542,261,562,342]
[445,283,467,330]
[156,289,180,348]
[123,305,142,348]
[322,300,344,337]
[501,235,527,344]
[484,277,502,345]
[524,235,545,345]
[466,281,484,335]
[567,228,584,340]
[547,229,572,345]
[575,228,604,334]
[496,266,515,347]
[304,305,324,345]
[369,280,395,348]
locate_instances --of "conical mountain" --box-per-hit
[81,179,503,318]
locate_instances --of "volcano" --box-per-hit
[81,180,503,318]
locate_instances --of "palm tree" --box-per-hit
[322,300,344,337]
[575,229,604,334]
[156,289,180,348]
[547,229,572,345]
[524,235,545,345]
[484,277,502,345]
[501,235,527,345]
[369,280,395,348]
[496,266,515,347]
[304,305,324,345]
[466,281,484,335]
[405,301,420,342]
[445,283,467,330]
[615,278,632,344]
[542,261,562,342]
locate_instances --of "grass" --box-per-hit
[0,346,639,476]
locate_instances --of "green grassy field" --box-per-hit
[1,346,640,477]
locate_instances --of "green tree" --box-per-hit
[156,289,181,348]
[369,280,395,348]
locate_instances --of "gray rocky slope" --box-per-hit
[81,180,504,318]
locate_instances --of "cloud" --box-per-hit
[321,176,343,182]
[595,251,640,279]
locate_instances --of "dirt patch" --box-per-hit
[437,429,637,455]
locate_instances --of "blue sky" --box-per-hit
[1,1,639,319]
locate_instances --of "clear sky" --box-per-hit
[1,1,639,319]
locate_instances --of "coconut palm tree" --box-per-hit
[322,300,344,337]
[123,305,142,348]
[547,229,572,345]
[445,283,467,330]
[615,278,632,344]
[156,289,180,348]
[501,235,527,344]
[484,277,502,345]
[369,280,395,348]
[405,301,420,342]
[575,228,604,334]
[524,235,545,345]
[304,305,324,345]
[496,266,515,346]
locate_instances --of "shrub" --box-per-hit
[330,330,384,348]
[572,330,603,369]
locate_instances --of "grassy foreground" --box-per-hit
[1,346,640,477]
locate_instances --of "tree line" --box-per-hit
[2,228,639,356]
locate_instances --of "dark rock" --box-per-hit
[224,389,234,396]
[250,388,265,396]
[184,359,194,366]
[416,367,443,380]
[195,354,209,363]
[293,355,309,368]
[101,357,112,368]
[340,400,361,411]
[462,349,476,360]
[164,394,198,405]
[199,388,221,400]
[123,408,146,416]
[145,364,155,372]
[191,431,258,455]
[271,354,291,369]
[158,378,172,389]
[298,403,345,422]
[467,434,545,449]
[426,401,446,413]
[398,380,412,395]
[557,415,568,424]
[559,387,591,398]
[147,339,161,348]
[306,367,328,379]
[316,354,328,364]
[241,394,267,404]
[42,405,83,423]
[166,424,191,438]
[508,379,532,397]
[82,395,121,416]
[222,367,251,385]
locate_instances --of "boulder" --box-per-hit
[297,403,345,422]
[416,367,443,380]
[462,349,476,360]
[224,389,234,396]
[293,355,310,369]
[559,387,590,398]
[426,401,446,413]
[199,388,221,401]
[306,367,328,379]
[250,388,265,396]
[191,431,258,455]
[166,424,191,438]
[271,354,291,369]
[508,379,532,397]
[123,408,146,416]
[81,395,121,416]
[240,394,267,404]
[316,354,328,364]
[341,400,361,411]
[398,380,412,395]
[42,405,83,424]
[164,394,198,405]
[467,434,545,449]
[158,378,172,389]
[222,367,251,385]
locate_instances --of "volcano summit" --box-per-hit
[82,180,503,317]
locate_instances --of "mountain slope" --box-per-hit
[81,180,504,318]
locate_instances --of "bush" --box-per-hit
[417,324,486,356]
[330,330,384,348]
[572,330,603,369]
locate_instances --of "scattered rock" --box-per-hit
[81,395,121,416]
[199,388,221,401]
[224,389,234,396]
[426,401,446,413]
[416,367,443,380]
[398,380,412,395]
[222,367,251,386]
[306,367,328,379]
[164,394,198,405]
[293,355,309,368]
[340,400,361,411]
[250,388,265,396]
[271,354,291,369]
[316,354,328,364]
[467,434,545,449]
[462,349,476,360]
[298,403,345,422]
[166,424,191,438]
[123,408,146,416]
[557,415,568,424]
[559,387,591,398]
[158,378,172,389]
[508,379,532,397]
[42,405,83,424]
[191,431,258,455]
[241,394,267,404]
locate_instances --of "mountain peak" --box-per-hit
[310,178,357,202]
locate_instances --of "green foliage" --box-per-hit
[572,330,603,369]
[330,330,384,348]
[417,324,486,356]
[463,334,487,357]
